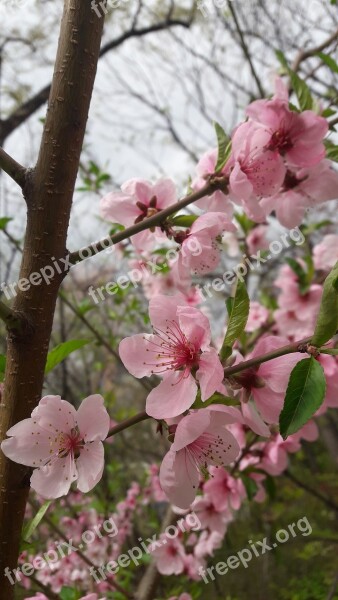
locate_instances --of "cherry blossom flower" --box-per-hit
[313,234,338,271]
[192,494,232,535]
[192,148,233,215]
[203,466,246,511]
[150,536,186,575]
[245,301,269,333]
[168,594,192,600]
[246,91,328,168]
[234,336,304,424]
[246,225,269,255]
[261,161,338,228]
[100,178,177,251]
[119,295,226,419]
[229,121,286,221]
[175,212,236,279]
[1,395,110,499]
[159,408,240,508]
[194,530,223,559]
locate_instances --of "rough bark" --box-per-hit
[0,2,105,598]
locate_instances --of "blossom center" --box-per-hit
[145,319,200,375]
[267,129,293,154]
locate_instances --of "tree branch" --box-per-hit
[69,179,223,265]
[0,147,27,188]
[223,337,311,378]
[106,410,150,438]
[292,26,338,73]
[0,300,27,332]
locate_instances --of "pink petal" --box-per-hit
[173,410,211,451]
[153,178,177,208]
[205,413,241,464]
[149,294,186,330]
[32,396,77,435]
[229,162,253,202]
[177,306,211,350]
[160,448,199,509]
[196,348,224,401]
[76,441,105,493]
[1,418,51,467]
[119,333,156,378]
[30,454,76,499]
[100,191,139,226]
[76,395,110,442]
[241,401,271,437]
[146,372,197,419]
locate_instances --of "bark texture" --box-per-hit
[0,3,105,597]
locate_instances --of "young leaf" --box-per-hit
[0,354,6,382]
[220,280,250,361]
[171,214,198,227]
[279,357,326,439]
[214,121,232,172]
[45,339,91,374]
[240,473,258,501]
[0,217,13,230]
[275,51,313,111]
[22,501,51,543]
[317,52,338,74]
[312,262,338,347]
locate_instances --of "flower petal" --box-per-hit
[30,455,76,499]
[1,419,50,467]
[76,395,110,442]
[119,333,157,378]
[173,410,211,451]
[196,348,224,401]
[32,396,77,435]
[160,448,199,509]
[146,372,197,419]
[76,441,105,493]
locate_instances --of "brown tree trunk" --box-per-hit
[0,2,105,598]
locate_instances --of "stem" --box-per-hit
[0,147,27,188]
[0,300,26,331]
[106,410,150,438]
[69,180,223,265]
[223,337,311,378]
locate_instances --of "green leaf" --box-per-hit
[171,214,198,227]
[22,501,51,543]
[45,339,91,374]
[325,143,338,162]
[320,348,338,355]
[279,357,326,439]
[220,280,250,361]
[286,258,310,294]
[214,121,232,172]
[312,262,338,347]
[264,475,276,501]
[275,51,313,111]
[193,391,237,409]
[60,588,81,600]
[317,52,338,74]
[0,217,12,230]
[240,474,258,501]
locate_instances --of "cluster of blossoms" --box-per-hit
[1,75,338,598]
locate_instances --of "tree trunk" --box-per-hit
[0,3,105,598]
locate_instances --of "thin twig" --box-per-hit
[0,147,27,187]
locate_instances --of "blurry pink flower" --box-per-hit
[245,301,269,333]
[235,336,304,424]
[192,148,233,215]
[229,121,286,220]
[194,530,223,558]
[150,535,186,575]
[119,295,226,419]
[1,395,110,499]
[261,161,338,228]
[176,212,236,278]
[246,94,328,168]
[160,408,240,508]
[246,225,269,255]
[313,234,338,271]
[203,466,246,511]
[100,178,177,251]
[192,494,232,535]
[168,594,192,600]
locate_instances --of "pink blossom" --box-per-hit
[119,295,226,419]
[1,395,110,499]
[100,178,177,250]
[203,466,246,511]
[192,148,233,215]
[245,301,269,332]
[168,594,192,600]
[176,212,236,278]
[194,530,223,558]
[229,121,286,221]
[313,234,338,271]
[246,94,328,168]
[261,161,338,228]
[192,494,232,535]
[150,535,186,575]
[246,225,269,255]
[159,408,240,508]
[235,336,304,424]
